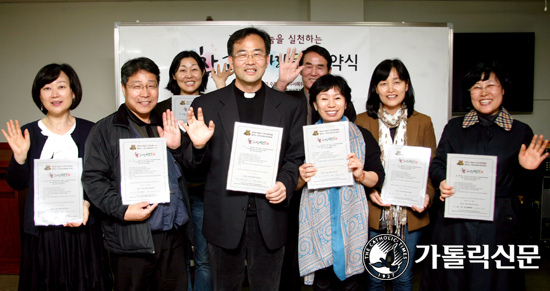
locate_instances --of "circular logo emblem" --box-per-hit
[362,234,410,280]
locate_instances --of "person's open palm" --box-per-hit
[2,120,31,165]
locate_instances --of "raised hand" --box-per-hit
[274,48,304,91]
[181,107,215,149]
[2,120,31,165]
[519,134,549,170]
[211,63,234,89]
[158,109,182,150]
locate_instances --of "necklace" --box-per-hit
[44,116,73,131]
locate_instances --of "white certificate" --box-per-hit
[381,145,432,207]
[227,122,283,194]
[119,138,170,205]
[302,121,352,190]
[33,158,83,226]
[172,95,198,122]
[445,153,497,221]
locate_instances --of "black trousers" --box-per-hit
[313,267,364,291]
[208,215,285,291]
[110,228,187,291]
[279,190,302,291]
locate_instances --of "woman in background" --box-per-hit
[155,50,231,291]
[2,64,111,291]
[420,61,548,291]
[354,59,437,291]
[156,50,210,112]
[298,74,385,290]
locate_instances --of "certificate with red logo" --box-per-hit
[302,121,352,190]
[445,154,497,221]
[34,159,83,226]
[227,122,283,194]
[381,145,432,208]
[119,138,170,205]
[172,95,199,124]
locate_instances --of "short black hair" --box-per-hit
[121,57,160,86]
[309,74,352,109]
[165,50,208,95]
[366,59,415,119]
[462,61,511,93]
[227,27,271,56]
[32,63,82,115]
[299,45,332,71]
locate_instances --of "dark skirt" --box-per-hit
[419,197,525,291]
[18,223,112,291]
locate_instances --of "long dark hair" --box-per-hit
[366,59,415,118]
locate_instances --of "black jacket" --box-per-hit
[82,104,192,254]
[185,82,306,250]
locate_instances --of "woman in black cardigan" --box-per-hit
[2,64,111,291]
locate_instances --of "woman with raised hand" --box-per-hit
[155,50,222,291]
[420,61,548,291]
[2,64,111,291]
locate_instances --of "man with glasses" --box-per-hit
[185,27,305,290]
[82,57,194,290]
[274,45,356,124]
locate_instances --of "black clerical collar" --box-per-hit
[233,83,266,99]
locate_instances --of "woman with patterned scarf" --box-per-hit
[354,59,437,291]
[297,74,385,290]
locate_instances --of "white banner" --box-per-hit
[115,21,451,142]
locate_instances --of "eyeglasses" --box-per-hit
[469,84,501,94]
[127,84,158,92]
[233,52,267,61]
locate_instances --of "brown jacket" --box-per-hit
[354,111,437,231]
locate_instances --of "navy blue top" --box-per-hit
[430,116,534,199]
[6,118,96,236]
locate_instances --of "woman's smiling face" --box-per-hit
[173,57,204,95]
[313,87,347,123]
[375,67,409,115]
[469,72,504,116]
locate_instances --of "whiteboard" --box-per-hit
[115,21,452,141]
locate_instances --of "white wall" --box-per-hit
[0,0,549,142]
[0,1,307,142]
